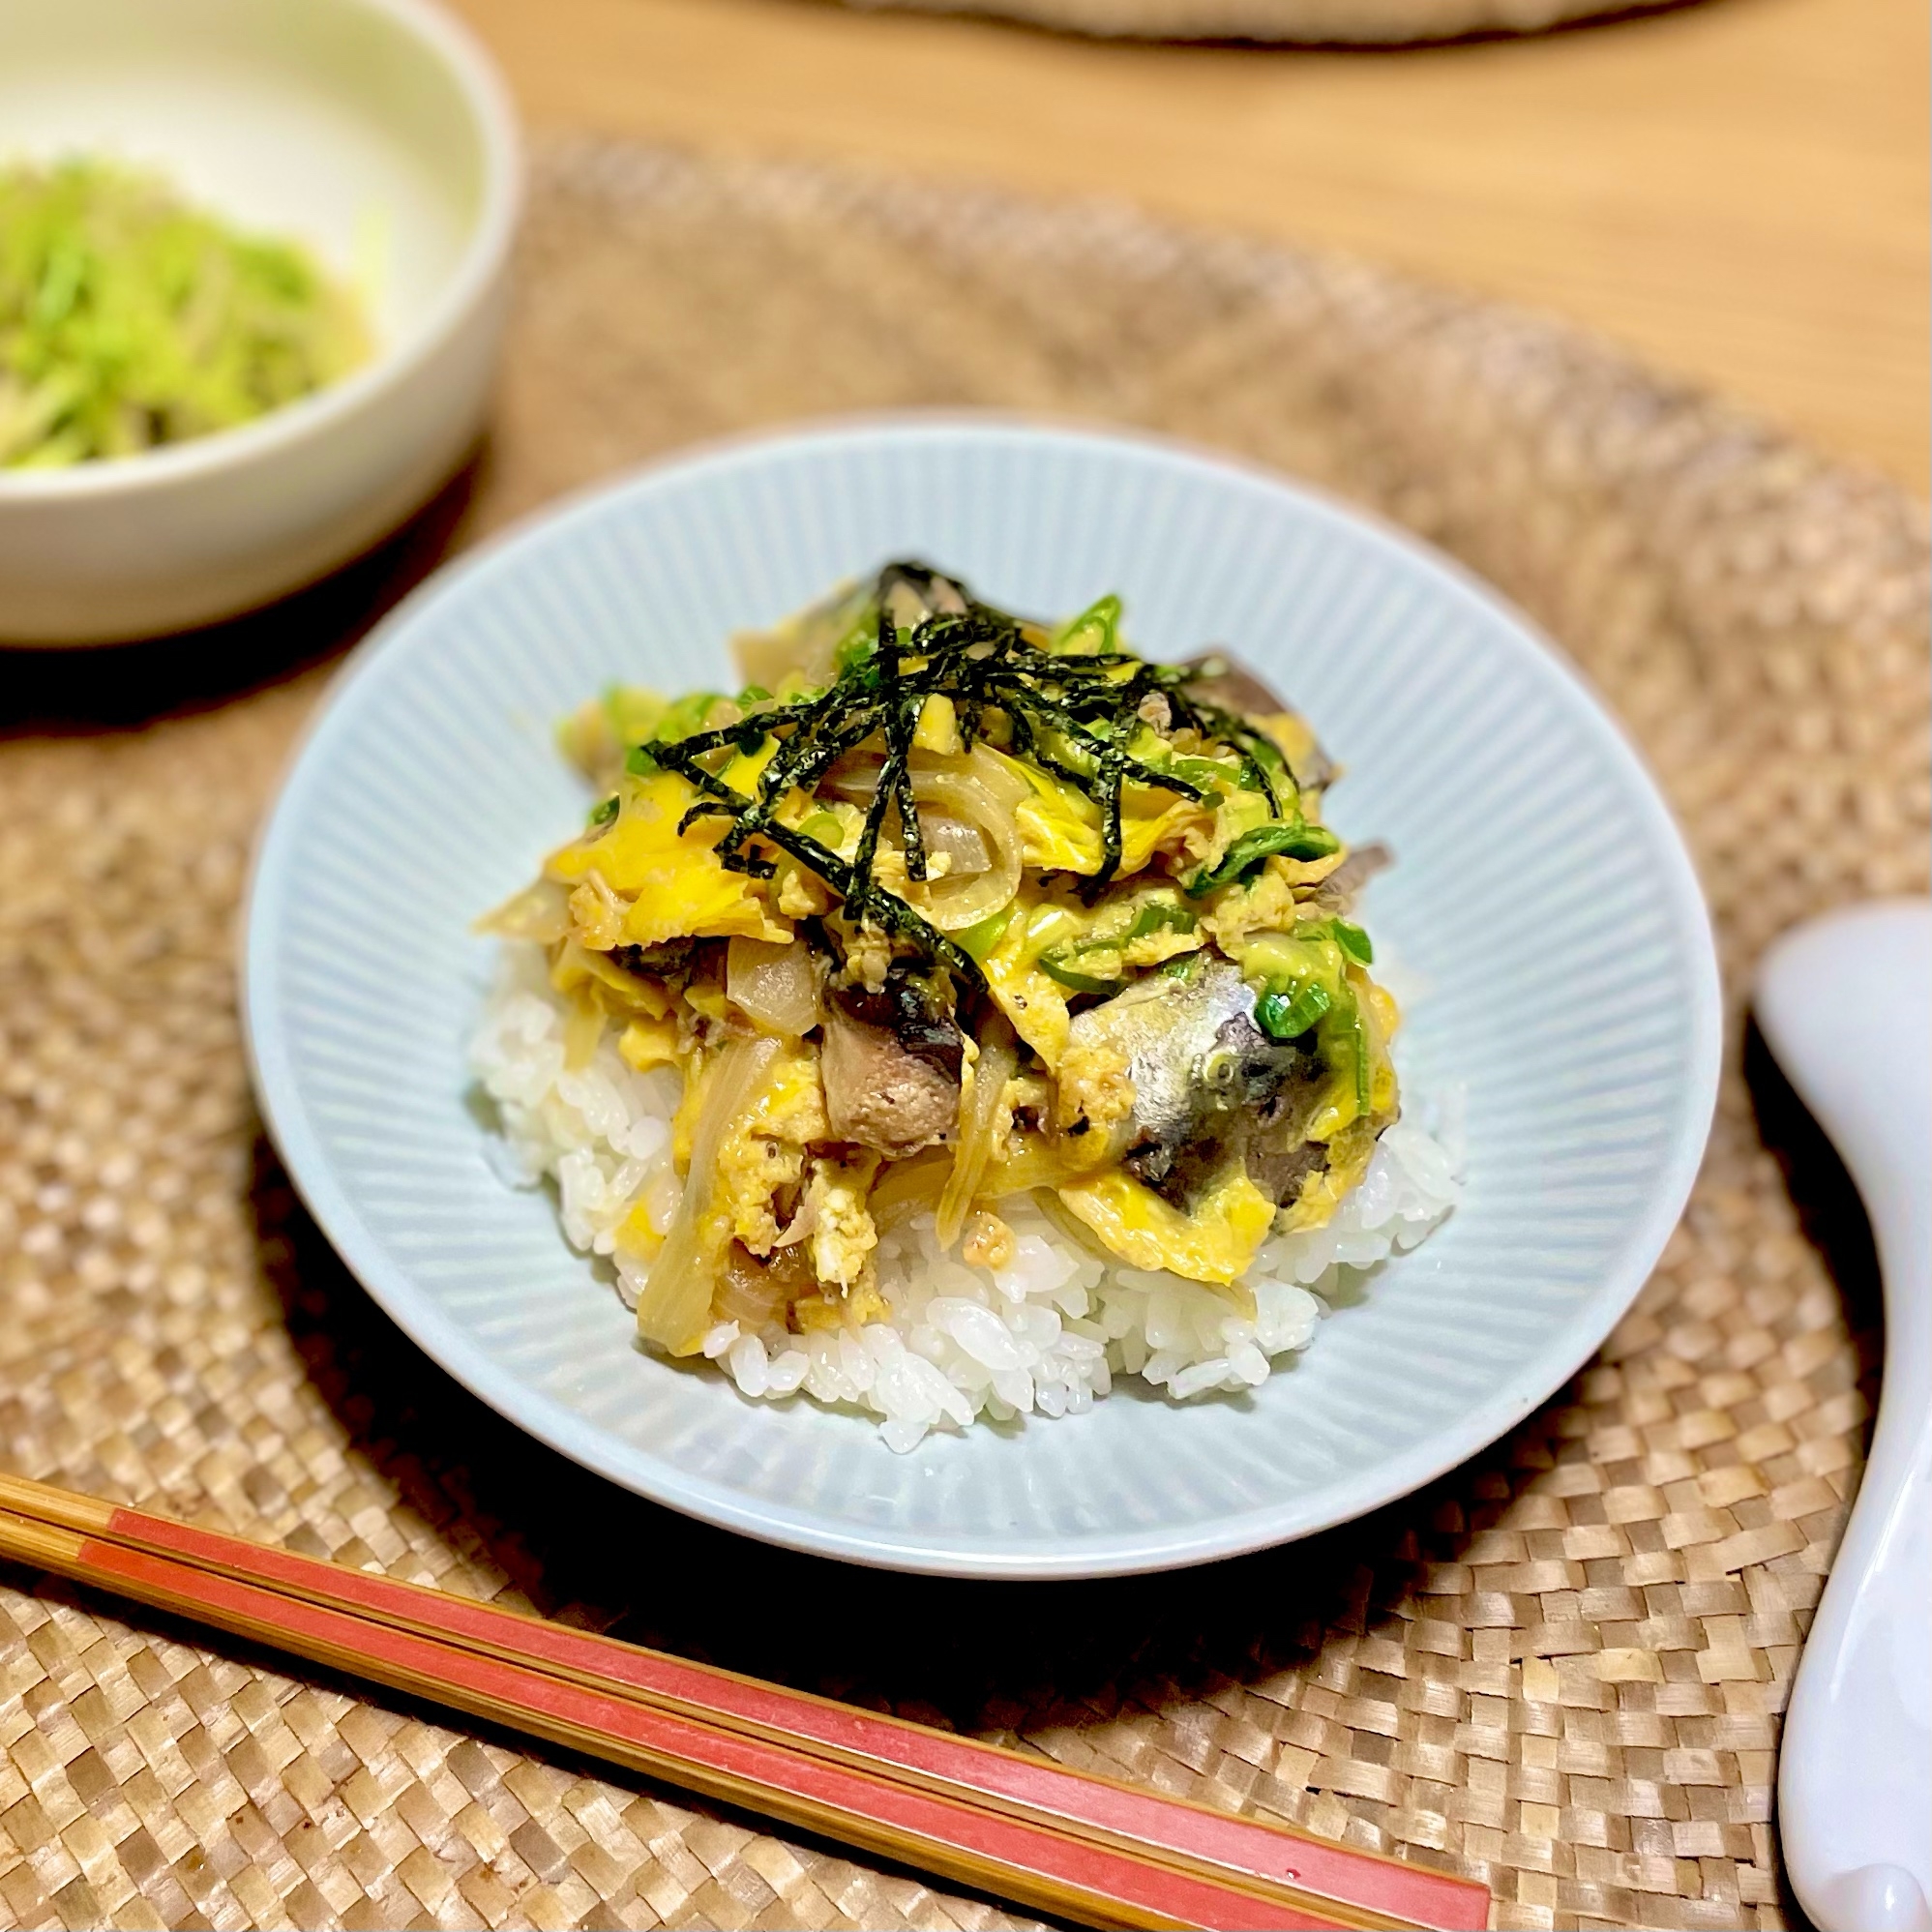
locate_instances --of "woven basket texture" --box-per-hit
[0,136,1926,1932]
[837,0,1680,45]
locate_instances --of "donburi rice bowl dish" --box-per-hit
[471,564,1460,1451]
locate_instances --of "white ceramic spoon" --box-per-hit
[1757,899,1932,1932]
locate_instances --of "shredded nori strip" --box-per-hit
[631,563,1311,984]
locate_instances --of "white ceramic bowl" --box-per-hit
[0,0,520,644]
[244,417,1723,1578]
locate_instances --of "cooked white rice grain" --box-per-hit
[470,946,1462,1451]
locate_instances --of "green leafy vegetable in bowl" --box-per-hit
[0,159,371,469]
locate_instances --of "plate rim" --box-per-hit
[242,408,1724,1579]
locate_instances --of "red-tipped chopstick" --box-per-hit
[0,1472,1487,1932]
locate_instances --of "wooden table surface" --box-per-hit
[447,0,1925,490]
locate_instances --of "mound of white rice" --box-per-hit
[471,946,1461,1452]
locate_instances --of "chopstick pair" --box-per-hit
[0,1473,1487,1932]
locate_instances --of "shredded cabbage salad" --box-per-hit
[0,159,369,468]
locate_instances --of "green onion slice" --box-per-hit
[1038,949,1124,996]
[1124,902,1198,941]
[1255,980,1332,1041]
[954,906,1015,964]
[1331,919,1374,965]
[1186,821,1342,896]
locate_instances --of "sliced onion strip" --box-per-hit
[475,877,571,943]
[909,758,1025,932]
[936,1020,1017,1248]
[726,936,819,1037]
[921,812,993,877]
[637,1034,781,1354]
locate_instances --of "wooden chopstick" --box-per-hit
[0,1478,1475,1929]
[0,1472,1482,1929]
[0,1473,1488,1931]
[0,1507,1311,1932]
[0,1510,1320,1931]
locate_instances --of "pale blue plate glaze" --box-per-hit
[243,417,1721,1577]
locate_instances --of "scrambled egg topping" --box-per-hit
[1058,1168,1277,1293]
[486,566,1405,1352]
[550,765,794,947]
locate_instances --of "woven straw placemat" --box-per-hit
[839,0,1679,45]
[2,135,1926,1932]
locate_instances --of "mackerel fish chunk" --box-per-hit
[1057,955,1332,1212]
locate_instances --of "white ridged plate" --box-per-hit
[244,417,1721,1578]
